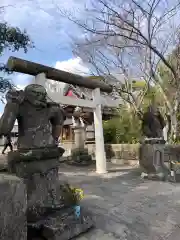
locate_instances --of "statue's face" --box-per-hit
[24,84,47,102]
[31,89,46,101]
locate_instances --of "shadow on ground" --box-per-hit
[59,163,180,240]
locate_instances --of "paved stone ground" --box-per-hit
[59,163,180,240]
[1,150,180,240]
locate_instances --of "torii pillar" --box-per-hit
[92,88,107,173]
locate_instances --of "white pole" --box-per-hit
[34,72,46,85]
[92,88,107,174]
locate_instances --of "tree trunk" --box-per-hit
[170,113,177,141]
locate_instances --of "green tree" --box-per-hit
[0,22,33,93]
[103,85,165,144]
[158,45,180,140]
[103,107,141,144]
[158,46,179,105]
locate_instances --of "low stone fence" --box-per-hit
[62,142,140,165]
[87,143,140,165]
[164,144,180,162]
[61,142,180,166]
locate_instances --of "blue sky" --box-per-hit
[0,0,91,113]
[0,0,179,115]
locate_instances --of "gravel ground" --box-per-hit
[1,151,180,240]
[58,163,180,240]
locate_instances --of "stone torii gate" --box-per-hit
[7,56,120,174]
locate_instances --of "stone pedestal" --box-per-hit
[7,147,93,239]
[0,174,27,240]
[67,126,93,166]
[139,138,169,180]
[74,127,86,149]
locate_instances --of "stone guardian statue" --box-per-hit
[139,105,169,181]
[0,84,93,239]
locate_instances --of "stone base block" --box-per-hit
[139,143,169,177]
[25,168,71,223]
[28,208,93,240]
[0,174,27,240]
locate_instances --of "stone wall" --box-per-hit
[62,142,140,165]
[62,142,180,165]
[105,144,140,165]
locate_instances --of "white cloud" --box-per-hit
[0,0,87,46]
[0,2,60,45]
[45,57,90,94]
[55,57,90,76]
[9,57,90,94]
[0,0,91,109]
[11,73,32,90]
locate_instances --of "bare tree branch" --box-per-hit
[52,0,180,137]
